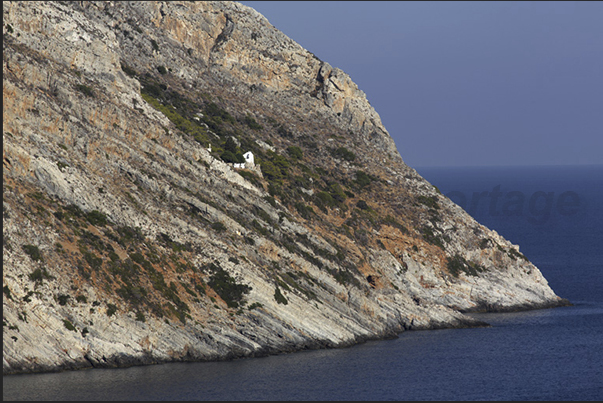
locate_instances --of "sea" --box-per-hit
[4,164,603,401]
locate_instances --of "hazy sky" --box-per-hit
[240,1,602,168]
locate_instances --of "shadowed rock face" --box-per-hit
[2,1,569,375]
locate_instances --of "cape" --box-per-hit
[2,1,569,375]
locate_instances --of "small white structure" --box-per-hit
[232,151,259,172]
[207,144,212,152]
[243,151,254,167]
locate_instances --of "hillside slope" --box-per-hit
[3,1,568,375]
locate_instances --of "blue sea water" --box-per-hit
[3,165,603,401]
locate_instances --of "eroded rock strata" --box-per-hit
[3,1,569,375]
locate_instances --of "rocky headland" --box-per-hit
[3,1,569,375]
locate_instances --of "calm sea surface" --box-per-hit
[4,165,603,400]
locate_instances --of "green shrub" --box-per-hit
[76,295,88,303]
[294,202,314,220]
[383,215,409,234]
[446,254,486,277]
[3,285,12,301]
[18,311,27,322]
[242,114,263,130]
[57,294,70,306]
[140,92,210,146]
[239,170,262,186]
[331,146,356,162]
[260,160,280,181]
[86,210,108,226]
[274,153,291,171]
[327,183,347,203]
[356,200,369,210]
[120,61,137,77]
[417,195,440,210]
[106,304,118,317]
[63,319,77,332]
[109,251,120,262]
[116,284,147,306]
[65,203,84,217]
[208,265,251,308]
[157,232,191,253]
[76,84,94,97]
[355,170,371,187]
[274,287,288,305]
[264,195,277,207]
[267,183,282,197]
[115,225,144,245]
[261,153,290,181]
[220,150,244,164]
[82,249,103,270]
[421,226,445,250]
[22,244,43,262]
[204,102,235,124]
[253,205,274,226]
[287,146,303,160]
[277,125,293,138]
[251,219,268,235]
[223,137,238,152]
[29,268,51,284]
[248,302,263,310]
[54,242,65,254]
[29,191,45,200]
[150,38,159,52]
[507,247,528,261]
[156,65,167,75]
[211,222,227,232]
[78,229,107,251]
[316,191,335,209]
[447,255,466,277]
[331,268,360,288]
[135,311,146,322]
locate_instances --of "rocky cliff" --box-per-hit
[2,1,569,375]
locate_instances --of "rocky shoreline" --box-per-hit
[459,297,572,314]
[4,299,575,376]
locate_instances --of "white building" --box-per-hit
[243,151,254,167]
[232,151,258,172]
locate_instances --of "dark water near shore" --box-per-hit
[4,165,603,400]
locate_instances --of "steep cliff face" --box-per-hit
[2,1,568,375]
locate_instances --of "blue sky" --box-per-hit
[240,1,603,168]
